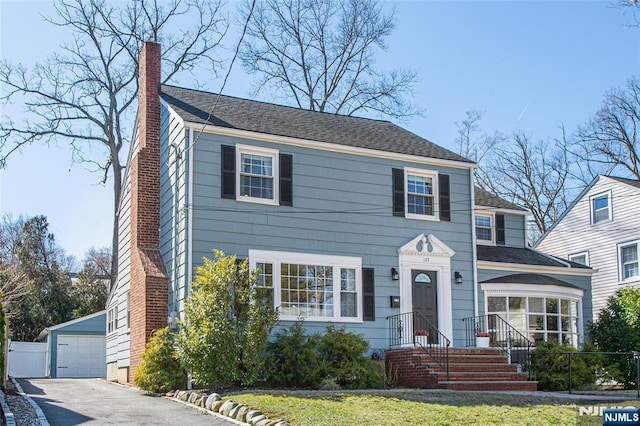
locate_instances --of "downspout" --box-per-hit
[169,141,182,328]
[185,126,194,391]
[470,169,479,318]
[187,127,194,303]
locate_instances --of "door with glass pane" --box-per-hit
[412,270,438,343]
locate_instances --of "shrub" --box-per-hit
[133,327,186,393]
[264,322,323,388]
[264,323,382,389]
[177,250,278,387]
[589,286,640,388]
[531,341,601,391]
[318,326,383,389]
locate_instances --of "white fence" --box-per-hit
[7,341,47,378]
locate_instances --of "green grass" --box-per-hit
[224,389,640,426]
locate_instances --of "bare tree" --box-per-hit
[0,0,227,281]
[616,0,640,28]
[573,75,640,182]
[479,129,572,243]
[238,0,419,119]
[454,109,506,164]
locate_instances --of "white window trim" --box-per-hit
[107,307,116,335]
[475,213,495,246]
[236,144,279,206]
[618,240,640,282]
[404,167,439,221]
[481,282,584,346]
[568,251,589,267]
[249,250,363,323]
[590,190,612,225]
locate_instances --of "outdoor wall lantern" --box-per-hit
[391,267,399,281]
[454,271,463,284]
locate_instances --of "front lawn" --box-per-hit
[225,389,639,426]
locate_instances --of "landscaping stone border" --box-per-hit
[167,389,289,426]
[0,385,15,426]
[11,378,49,426]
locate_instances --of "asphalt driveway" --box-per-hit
[18,378,237,425]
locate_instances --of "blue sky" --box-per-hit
[1,0,639,261]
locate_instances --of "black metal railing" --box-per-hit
[387,311,450,379]
[462,314,534,378]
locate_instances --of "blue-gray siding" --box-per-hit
[162,129,476,348]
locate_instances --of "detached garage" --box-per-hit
[38,310,107,378]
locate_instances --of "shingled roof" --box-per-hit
[474,186,526,211]
[477,245,590,269]
[608,176,640,190]
[160,85,473,163]
[480,273,581,289]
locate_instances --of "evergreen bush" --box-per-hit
[133,327,186,393]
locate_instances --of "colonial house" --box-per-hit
[106,42,592,390]
[536,175,640,320]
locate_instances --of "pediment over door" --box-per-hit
[398,234,455,259]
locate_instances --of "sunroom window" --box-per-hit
[486,295,580,347]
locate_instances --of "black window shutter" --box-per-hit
[221,145,235,199]
[496,214,506,245]
[392,168,405,217]
[279,153,293,206]
[439,174,451,221]
[363,268,375,321]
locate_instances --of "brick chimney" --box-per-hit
[128,41,168,382]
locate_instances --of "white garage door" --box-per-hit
[57,335,106,378]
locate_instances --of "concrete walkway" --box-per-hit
[18,378,238,426]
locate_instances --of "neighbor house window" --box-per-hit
[591,192,611,224]
[250,251,362,322]
[475,214,494,243]
[619,242,639,281]
[405,168,439,220]
[486,295,580,347]
[569,252,589,266]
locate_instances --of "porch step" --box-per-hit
[439,380,538,391]
[414,353,509,364]
[386,347,536,391]
[434,371,529,382]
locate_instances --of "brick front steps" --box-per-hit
[385,347,537,391]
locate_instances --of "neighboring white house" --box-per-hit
[536,175,640,320]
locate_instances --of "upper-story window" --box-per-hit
[238,146,278,204]
[476,214,494,244]
[221,144,293,206]
[393,168,450,221]
[240,151,274,200]
[569,251,589,266]
[619,241,639,281]
[405,168,439,220]
[590,192,611,224]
